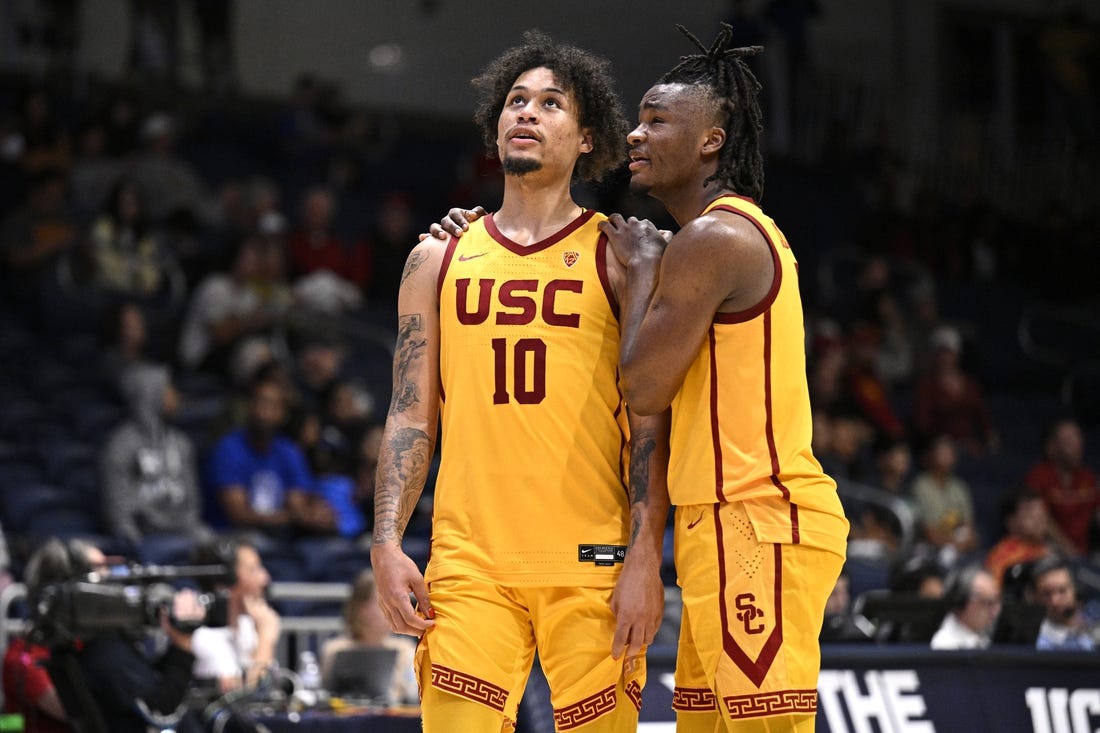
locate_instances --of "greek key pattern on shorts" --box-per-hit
[671,687,718,711]
[430,664,508,712]
[553,685,617,730]
[625,680,642,711]
[723,689,817,718]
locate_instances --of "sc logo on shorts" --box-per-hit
[735,593,765,634]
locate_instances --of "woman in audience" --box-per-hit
[320,568,417,704]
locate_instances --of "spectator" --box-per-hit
[363,190,416,311]
[69,119,123,222]
[205,374,335,541]
[913,325,998,457]
[98,301,156,394]
[1023,417,1100,559]
[128,112,210,226]
[984,487,1058,591]
[890,555,947,599]
[191,536,282,691]
[843,323,907,443]
[0,166,78,315]
[18,85,71,175]
[819,572,875,643]
[286,186,371,288]
[319,569,417,703]
[854,435,916,555]
[1028,556,1099,651]
[177,232,289,377]
[815,407,872,482]
[911,433,980,567]
[100,364,214,550]
[82,177,175,299]
[930,565,1001,649]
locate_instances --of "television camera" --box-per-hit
[32,561,232,647]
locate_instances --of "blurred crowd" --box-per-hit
[0,0,1098,656]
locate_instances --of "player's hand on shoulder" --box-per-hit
[417,206,488,241]
[598,213,668,268]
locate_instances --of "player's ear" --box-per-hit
[701,126,726,155]
[579,129,593,155]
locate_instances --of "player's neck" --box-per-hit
[663,178,735,227]
[495,174,582,245]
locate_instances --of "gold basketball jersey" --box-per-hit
[669,196,847,554]
[430,210,631,586]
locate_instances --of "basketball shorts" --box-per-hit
[672,501,845,723]
[416,576,645,729]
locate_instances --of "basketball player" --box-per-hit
[370,31,670,732]
[598,24,849,732]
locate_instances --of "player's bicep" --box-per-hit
[389,242,443,425]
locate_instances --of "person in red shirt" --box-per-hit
[912,325,998,458]
[286,186,371,287]
[1024,418,1100,558]
[984,487,1057,591]
[3,635,71,733]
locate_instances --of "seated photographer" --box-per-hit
[190,536,282,692]
[23,537,207,733]
[319,569,417,704]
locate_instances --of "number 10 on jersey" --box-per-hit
[492,337,547,405]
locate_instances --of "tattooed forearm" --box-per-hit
[401,249,428,286]
[628,433,656,506]
[389,314,426,415]
[626,432,656,548]
[373,426,432,544]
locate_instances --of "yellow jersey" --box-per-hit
[669,196,847,555]
[429,210,631,586]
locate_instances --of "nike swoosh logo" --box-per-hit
[686,511,706,530]
[458,252,488,261]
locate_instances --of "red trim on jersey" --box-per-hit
[708,327,725,503]
[437,234,460,296]
[485,209,597,256]
[596,232,619,319]
[761,310,798,541]
[708,205,782,325]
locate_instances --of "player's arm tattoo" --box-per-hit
[389,314,426,415]
[373,426,432,544]
[627,430,657,548]
[401,249,428,286]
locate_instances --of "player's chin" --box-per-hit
[501,154,542,176]
[627,176,653,196]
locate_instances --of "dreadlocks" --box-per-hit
[471,29,629,184]
[658,23,766,202]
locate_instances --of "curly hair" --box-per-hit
[657,23,766,202]
[471,29,629,184]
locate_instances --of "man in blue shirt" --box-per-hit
[207,374,336,541]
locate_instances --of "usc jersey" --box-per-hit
[669,195,847,554]
[429,210,631,587]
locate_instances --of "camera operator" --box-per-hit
[25,537,207,733]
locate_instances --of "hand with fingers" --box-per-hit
[597,213,669,268]
[370,542,436,636]
[609,551,665,661]
[417,206,489,242]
